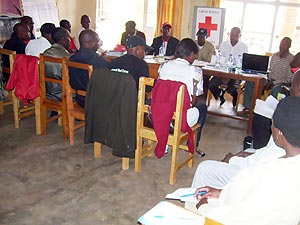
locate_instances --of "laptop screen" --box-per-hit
[242,53,269,73]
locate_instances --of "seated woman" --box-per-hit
[194,96,300,225]
[158,38,207,157]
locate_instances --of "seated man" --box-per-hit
[3,23,30,82]
[43,27,71,101]
[158,38,207,156]
[120,21,146,46]
[149,22,179,56]
[69,29,110,107]
[110,36,150,91]
[60,19,77,53]
[196,28,215,63]
[21,16,35,40]
[208,27,247,107]
[25,23,56,57]
[244,37,294,109]
[194,97,300,225]
[75,15,91,49]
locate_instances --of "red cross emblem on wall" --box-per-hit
[198,16,218,37]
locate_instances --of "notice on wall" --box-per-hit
[22,0,59,34]
[193,7,225,48]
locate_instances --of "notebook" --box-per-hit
[242,53,269,74]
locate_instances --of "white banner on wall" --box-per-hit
[193,7,225,48]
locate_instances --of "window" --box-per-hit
[96,0,157,50]
[221,0,300,55]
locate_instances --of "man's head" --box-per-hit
[196,28,208,47]
[161,22,172,38]
[175,38,199,64]
[79,29,100,51]
[126,36,147,59]
[21,16,34,32]
[40,23,56,44]
[125,21,136,36]
[60,19,71,33]
[272,96,300,151]
[52,27,71,50]
[13,23,30,41]
[279,37,292,57]
[81,15,91,29]
[229,27,241,47]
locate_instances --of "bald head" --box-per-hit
[230,27,241,47]
[79,29,100,51]
[21,16,34,32]
[81,15,91,29]
[13,23,30,41]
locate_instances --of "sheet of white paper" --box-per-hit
[138,201,205,225]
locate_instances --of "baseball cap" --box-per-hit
[161,22,172,30]
[196,28,208,37]
[40,23,56,35]
[126,36,153,52]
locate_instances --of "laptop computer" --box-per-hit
[242,53,270,74]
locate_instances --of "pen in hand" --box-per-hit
[180,190,207,198]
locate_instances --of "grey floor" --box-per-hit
[0,99,247,225]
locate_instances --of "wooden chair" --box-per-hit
[64,60,93,145]
[0,48,15,115]
[7,54,41,133]
[39,54,68,141]
[135,77,200,185]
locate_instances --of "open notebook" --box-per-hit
[138,201,205,225]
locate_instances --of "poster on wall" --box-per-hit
[193,7,225,49]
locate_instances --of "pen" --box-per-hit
[180,190,207,198]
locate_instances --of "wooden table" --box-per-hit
[202,67,264,135]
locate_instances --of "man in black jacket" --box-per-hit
[149,22,179,56]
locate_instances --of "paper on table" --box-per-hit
[192,60,209,67]
[138,201,205,225]
[166,188,199,203]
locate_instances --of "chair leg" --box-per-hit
[69,116,75,145]
[207,89,212,107]
[58,110,62,126]
[94,142,102,158]
[12,91,19,128]
[0,100,3,115]
[169,145,179,185]
[122,158,129,170]
[34,97,41,135]
[134,136,143,172]
[40,104,47,135]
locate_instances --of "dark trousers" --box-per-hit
[194,102,207,147]
[208,77,240,106]
[252,113,272,149]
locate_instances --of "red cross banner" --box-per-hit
[193,7,225,48]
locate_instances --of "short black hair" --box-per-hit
[52,27,69,44]
[273,96,300,147]
[125,21,136,27]
[175,38,199,59]
[59,19,70,28]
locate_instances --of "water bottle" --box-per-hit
[215,50,221,68]
[158,44,164,57]
[227,54,234,73]
[236,54,242,73]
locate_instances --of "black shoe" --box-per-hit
[220,95,225,106]
[196,148,206,157]
[232,96,237,107]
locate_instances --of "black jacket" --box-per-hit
[84,68,137,158]
[149,36,179,56]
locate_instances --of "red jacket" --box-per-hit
[151,79,194,158]
[6,54,40,105]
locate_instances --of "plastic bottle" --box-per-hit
[215,50,221,68]
[159,45,164,57]
[227,53,234,72]
[236,54,242,73]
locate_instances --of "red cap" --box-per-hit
[161,22,172,30]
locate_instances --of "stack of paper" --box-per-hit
[138,201,205,225]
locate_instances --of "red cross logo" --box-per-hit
[198,16,218,37]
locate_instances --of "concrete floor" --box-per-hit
[0,100,247,225]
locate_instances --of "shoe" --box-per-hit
[196,148,205,157]
[164,145,169,154]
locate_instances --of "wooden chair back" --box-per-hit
[0,48,16,114]
[39,53,68,140]
[64,60,93,145]
[135,77,200,185]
